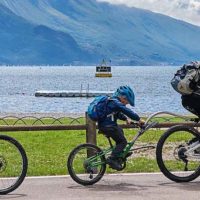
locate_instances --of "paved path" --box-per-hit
[1,173,200,200]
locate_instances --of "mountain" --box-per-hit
[0,0,200,65]
[0,4,95,65]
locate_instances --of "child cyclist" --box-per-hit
[98,85,145,170]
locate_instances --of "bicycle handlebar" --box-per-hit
[130,121,143,126]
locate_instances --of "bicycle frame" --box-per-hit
[86,120,160,168]
[86,111,198,168]
[185,143,200,159]
[86,147,112,168]
[68,111,200,186]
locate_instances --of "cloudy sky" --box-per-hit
[98,0,200,26]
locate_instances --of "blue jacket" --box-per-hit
[98,97,140,128]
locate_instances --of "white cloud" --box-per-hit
[97,0,200,26]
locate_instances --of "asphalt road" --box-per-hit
[1,173,200,200]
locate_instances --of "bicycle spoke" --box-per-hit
[68,144,106,185]
[162,133,199,175]
[0,136,27,194]
[157,126,200,182]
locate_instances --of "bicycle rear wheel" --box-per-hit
[67,143,106,185]
[156,126,200,182]
[0,135,28,194]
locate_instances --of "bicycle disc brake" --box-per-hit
[176,145,188,171]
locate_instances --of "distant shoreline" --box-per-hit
[0,65,180,67]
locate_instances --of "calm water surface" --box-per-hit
[0,66,188,115]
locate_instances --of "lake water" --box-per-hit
[0,66,188,116]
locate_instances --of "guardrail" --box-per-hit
[0,113,199,145]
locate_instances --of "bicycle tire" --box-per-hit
[0,135,28,194]
[156,125,200,182]
[67,143,106,185]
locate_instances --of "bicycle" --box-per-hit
[0,135,28,194]
[67,121,157,185]
[150,111,200,183]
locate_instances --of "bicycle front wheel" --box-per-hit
[67,143,106,185]
[0,135,28,194]
[156,126,200,182]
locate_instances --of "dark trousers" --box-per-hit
[182,94,200,117]
[99,126,127,157]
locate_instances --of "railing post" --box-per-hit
[85,112,97,145]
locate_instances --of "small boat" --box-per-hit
[95,59,112,77]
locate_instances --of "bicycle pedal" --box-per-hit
[106,157,123,170]
[89,173,93,179]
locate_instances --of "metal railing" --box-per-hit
[0,112,199,145]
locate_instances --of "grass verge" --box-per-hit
[2,128,163,176]
[1,114,195,176]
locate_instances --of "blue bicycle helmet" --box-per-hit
[113,85,135,106]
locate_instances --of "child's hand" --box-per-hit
[126,118,132,125]
[138,119,145,126]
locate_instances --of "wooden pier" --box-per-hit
[35,90,114,97]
